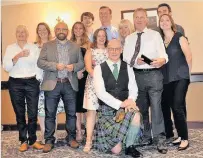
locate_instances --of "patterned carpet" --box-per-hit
[1,129,203,158]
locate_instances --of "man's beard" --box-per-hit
[56,33,67,40]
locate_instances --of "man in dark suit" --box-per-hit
[37,22,84,153]
[154,3,185,36]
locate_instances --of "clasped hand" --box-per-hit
[120,99,139,112]
[56,63,74,72]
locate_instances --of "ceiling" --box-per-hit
[1,0,194,6]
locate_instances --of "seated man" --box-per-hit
[93,39,142,157]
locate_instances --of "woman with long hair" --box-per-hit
[159,14,192,150]
[83,28,108,152]
[70,21,91,142]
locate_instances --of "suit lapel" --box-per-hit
[50,40,59,62]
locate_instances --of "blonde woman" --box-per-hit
[118,19,135,60]
[118,19,135,47]
[70,21,91,142]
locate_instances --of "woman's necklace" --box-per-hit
[164,34,174,47]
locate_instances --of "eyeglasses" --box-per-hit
[55,28,68,32]
[108,47,121,52]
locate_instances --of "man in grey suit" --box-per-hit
[37,22,84,153]
[154,3,185,36]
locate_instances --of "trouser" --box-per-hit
[162,79,189,140]
[44,81,76,144]
[134,69,165,140]
[9,77,40,145]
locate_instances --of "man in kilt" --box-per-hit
[93,39,142,157]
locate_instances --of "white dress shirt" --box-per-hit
[123,27,168,69]
[3,43,40,78]
[94,59,138,110]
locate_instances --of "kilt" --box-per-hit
[94,104,140,153]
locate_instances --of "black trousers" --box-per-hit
[44,81,77,145]
[135,70,165,140]
[162,79,190,140]
[8,77,40,145]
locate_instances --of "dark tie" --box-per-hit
[130,32,143,67]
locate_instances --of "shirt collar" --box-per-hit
[15,42,28,48]
[101,26,111,30]
[56,38,69,45]
[107,59,121,67]
[135,27,148,34]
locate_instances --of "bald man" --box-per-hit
[94,39,142,157]
[37,22,84,153]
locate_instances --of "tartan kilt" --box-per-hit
[94,105,136,153]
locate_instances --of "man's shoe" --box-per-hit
[32,141,44,150]
[140,137,153,146]
[19,142,29,152]
[125,145,143,157]
[157,142,168,154]
[68,140,79,149]
[43,143,54,153]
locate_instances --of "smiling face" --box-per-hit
[82,15,93,27]
[107,39,122,62]
[73,23,85,38]
[159,14,173,31]
[133,10,148,32]
[119,23,131,39]
[55,22,69,41]
[16,26,28,42]
[99,7,112,25]
[37,24,49,40]
[96,30,107,46]
[157,6,171,17]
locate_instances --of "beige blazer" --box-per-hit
[37,39,84,91]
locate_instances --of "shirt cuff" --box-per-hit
[128,96,136,102]
[114,100,122,110]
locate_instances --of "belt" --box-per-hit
[57,78,69,83]
[21,75,36,79]
[133,68,160,72]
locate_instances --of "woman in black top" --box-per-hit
[70,22,91,142]
[159,14,192,150]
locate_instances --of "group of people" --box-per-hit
[3,3,192,158]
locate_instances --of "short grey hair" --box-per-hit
[16,25,29,36]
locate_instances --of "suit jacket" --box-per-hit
[37,39,84,91]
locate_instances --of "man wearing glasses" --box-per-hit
[37,22,84,153]
[94,39,142,157]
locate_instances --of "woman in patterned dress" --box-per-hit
[35,22,64,143]
[83,28,108,152]
[70,21,91,142]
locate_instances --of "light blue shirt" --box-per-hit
[101,25,119,40]
[88,32,94,42]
